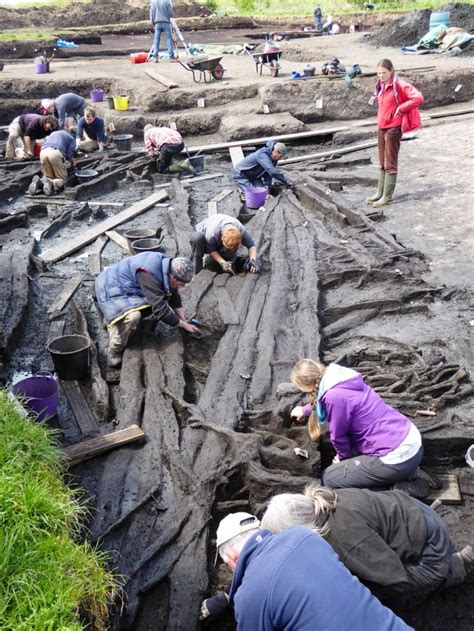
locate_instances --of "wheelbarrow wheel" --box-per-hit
[211,63,224,80]
[270,61,279,78]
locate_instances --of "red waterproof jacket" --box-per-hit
[375,76,423,134]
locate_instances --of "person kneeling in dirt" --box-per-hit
[76,106,106,152]
[95,254,199,368]
[233,140,293,195]
[261,484,474,610]
[209,511,413,630]
[5,114,58,160]
[27,129,77,196]
[144,124,192,173]
[54,92,87,130]
[189,213,259,275]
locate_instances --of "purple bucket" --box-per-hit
[11,371,59,421]
[35,63,48,74]
[244,187,267,209]
[90,88,104,102]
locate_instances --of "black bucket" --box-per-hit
[47,334,91,380]
[115,134,133,151]
[189,155,205,174]
[132,238,162,254]
[123,228,156,253]
[76,169,99,184]
[107,96,115,110]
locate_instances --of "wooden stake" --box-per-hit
[208,189,233,216]
[63,424,146,466]
[88,235,108,275]
[39,189,168,265]
[105,230,130,252]
[229,146,245,167]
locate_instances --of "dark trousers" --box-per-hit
[322,446,423,491]
[377,126,402,174]
[157,140,184,173]
[189,232,207,273]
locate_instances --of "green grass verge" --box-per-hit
[0,389,116,630]
[0,0,91,9]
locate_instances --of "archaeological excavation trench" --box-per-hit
[1,84,473,630]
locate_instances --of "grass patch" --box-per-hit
[0,389,117,630]
[0,0,91,9]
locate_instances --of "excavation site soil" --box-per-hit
[0,4,473,630]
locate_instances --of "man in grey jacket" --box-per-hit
[149,0,176,62]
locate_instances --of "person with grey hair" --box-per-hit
[206,511,414,630]
[261,484,474,608]
[233,139,294,194]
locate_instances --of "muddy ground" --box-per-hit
[0,23,473,631]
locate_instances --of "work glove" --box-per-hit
[199,591,229,620]
[243,257,261,274]
[220,260,235,275]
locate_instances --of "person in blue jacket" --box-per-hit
[95,253,199,367]
[210,511,413,631]
[233,140,293,194]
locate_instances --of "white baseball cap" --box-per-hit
[216,512,260,549]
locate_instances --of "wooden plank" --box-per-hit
[88,235,108,275]
[24,194,67,201]
[208,188,233,216]
[187,127,349,154]
[88,201,124,208]
[105,230,129,252]
[63,424,145,466]
[60,380,101,436]
[181,172,223,186]
[47,319,65,343]
[426,474,462,505]
[229,146,245,167]
[48,274,82,319]
[280,141,378,165]
[39,189,168,265]
[145,69,178,89]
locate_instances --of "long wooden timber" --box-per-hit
[38,189,168,265]
[63,425,146,466]
[186,127,349,154]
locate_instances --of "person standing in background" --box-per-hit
[149,0,177,62]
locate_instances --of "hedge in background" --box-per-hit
[0,389,116,630]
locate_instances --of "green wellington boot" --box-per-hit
[372,173,397,208]
[366,170,385,204]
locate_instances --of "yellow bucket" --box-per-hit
[113,95,129,111]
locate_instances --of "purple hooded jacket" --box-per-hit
[321,374,411,460]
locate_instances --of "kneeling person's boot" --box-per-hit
[366,169,385,204]
[106,348,123,368]
[27,175,43,196]
[42,176,54,196]
[372,173,397,207]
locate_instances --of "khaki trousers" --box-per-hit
[40,147,67,191]
[5,118,23,159]
[107,311,142,353]
[77,133,99,153]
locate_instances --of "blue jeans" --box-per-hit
[322,446,423,490]
[152,21,174,59]
[233,169,271,192]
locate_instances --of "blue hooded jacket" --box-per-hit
[95,252,173,326]
[234,140,287,184]
[229,527,413,631]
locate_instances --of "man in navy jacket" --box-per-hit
[233,140,293,193]
[213,512,414,631]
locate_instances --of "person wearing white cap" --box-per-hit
[233,139,294,194]
[208,511,414,630]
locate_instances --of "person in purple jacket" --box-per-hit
[290,359,439,495]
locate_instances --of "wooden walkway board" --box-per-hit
[60,379,101,436]
[105,230,129,252]
[181,172,224,186]
[145,69,178,89]
[426,474,462,505]
[88,235,108,275]
[208,188,233,216]
[48,274,82,319]
[39,189,168,265]
[63,424,145,466]
[47,319,65,343]
[229,146,245,167]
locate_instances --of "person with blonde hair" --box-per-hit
[189,213,259,275]
[290,359,437,495]
[261,484,473,607]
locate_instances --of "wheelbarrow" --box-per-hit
[250,50,282,77]
[178,55,225,83]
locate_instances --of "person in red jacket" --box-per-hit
[367,59,423,208]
